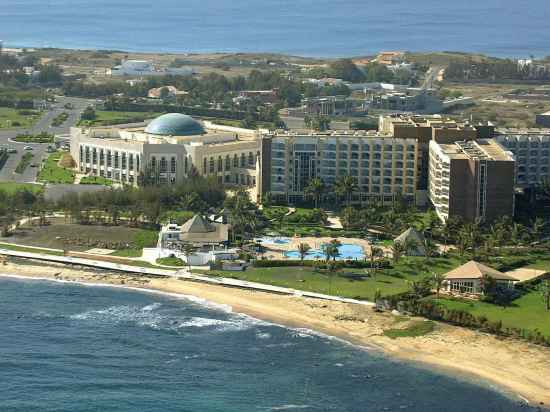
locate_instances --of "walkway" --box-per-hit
[0,247,374,307]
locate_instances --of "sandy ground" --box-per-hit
[1,260,549,408]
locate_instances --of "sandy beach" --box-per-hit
[1,260,549,407]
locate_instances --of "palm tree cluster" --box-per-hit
[224,188,261,244]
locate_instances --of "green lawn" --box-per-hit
[383,320,436,339]
[110,249,143,258]
[0,242,64,256]
[0,107,41,129]
[0,182,43,194]
[15,152,34,174]
[109,229,158,258]
[37,152,75,184]
[201,256,463,300]
[80,176,113,186]
[156,257,185,267]
[434,292,550,338]
[78,111,163,127]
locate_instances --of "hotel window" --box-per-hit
[351,152,359,160]
[79,147,83,162]
[340,152,348,159]
[170,157,176,173]
[218,156,223,172]
[209,157,215,173]
[240,153,246,168]
[114,152,119,168]
[184,156,188,173]
[107,151,112,167]
[99,150,105,166]
[339,144,348,151]
[203,158,207,174]
[85,147,90,163]
[384,144,392,151]
[451,280,474,294]
[136,155,140,171]
[92,148,97,163]
[233,154,239,168]
[225,155,231,171]
[351,144,359,151]
[129,154,134,171]
[122,153,127,169]
[151,156,156,170]
[248,152,254,166]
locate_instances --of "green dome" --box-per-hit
[145,113,205,136]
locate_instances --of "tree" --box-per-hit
[369,245,384,271]
[328,59,366,82]
[538,280,550,311]
[335,176,358,206]
[432,272,446,299]
[80,106,96,121]
[423,238,438,262]
[297,242,311,265]
[305,178,325,208]
[182,243,197,270]
[311,116,331,131]
[323,239,341,262]
[402,237,418,257]
[391,241,405,263]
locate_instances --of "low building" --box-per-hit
[70,113,261,188]
[494,129,550,188]
[110,59,195,77]
[443,261,518,296]
[147,86,188,100]
[376,51,405,66]
[536,112,550,127]
[233,89,279,105]
[428,139,515,223]
[159,215,229,248]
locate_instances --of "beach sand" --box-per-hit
[1,260,549,407]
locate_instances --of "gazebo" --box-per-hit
[443,260,518,296]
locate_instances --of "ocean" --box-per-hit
[0,276,531,411]
[1,0,550,57]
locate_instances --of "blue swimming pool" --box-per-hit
[285,244,365,261]
[256,236,291,245]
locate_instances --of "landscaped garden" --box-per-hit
[78,110,163,127]
[14,152,34,174]
[37,151,75,183]
[13,132,55,143]
[80,176,113,186]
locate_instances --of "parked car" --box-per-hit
[24,146,33,151]
[30,163,38,168]
[8,148,17,154]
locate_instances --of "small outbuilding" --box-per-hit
[443,260,518,296]
[394,227,426,256]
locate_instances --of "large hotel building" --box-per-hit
[69,113,550,224]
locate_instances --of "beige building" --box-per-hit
[443,260,518,296]
[70,113,261,188]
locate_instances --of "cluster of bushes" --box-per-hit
[14,132,54,143]
[14,152,33,174]
[385,297,550,347]
[285,208,327,225]
[51,112,69,127]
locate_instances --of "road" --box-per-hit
[0,96,94,183]
[421,66,443,90]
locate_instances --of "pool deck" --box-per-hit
[262,236,375,260]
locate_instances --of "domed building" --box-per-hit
[70,113,262,192]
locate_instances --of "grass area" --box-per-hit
[201,256,462,300]
[262,206,289,221]
[156,257,185,267]
[434,292,550,337]
[0,182,43,194]
[160,210,194,224]
[383,320,436,339]
[51,112,68,127]
[0,242,64,256]
[37,151,75,184]
[80,176,113,186]
[110,249,143,258]
[0,107,41,129]
[15,152,34,174]
[78,111,162,127]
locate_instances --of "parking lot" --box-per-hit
[0,96,94,183]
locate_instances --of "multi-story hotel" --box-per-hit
[70,113,261,188]
[494,129,550,188]
[428,139,515,223]
[260,130,420,205]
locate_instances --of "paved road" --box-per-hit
[0,96,94,183]
[421,66,442,90]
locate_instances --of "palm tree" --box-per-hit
[182,243,197,271]
[423,238,438,262]
[323,239,341,262]
[369,245,384,271]
[391,241,405,263]
[297,242,311,265]
[510,222,525,253]
[305,178,325,208]
[432,272,446,299]
[335,176,358,207]
[538,280,550,311]
[531,217,545,243]
[402,237,419,257]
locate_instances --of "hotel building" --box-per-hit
[70,113,260,188]
[428,139,515,223]
[494,129,550,188]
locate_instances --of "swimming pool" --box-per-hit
[255,236,291,245]
[284,243,365,261]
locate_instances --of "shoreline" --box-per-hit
[1,260,549,408]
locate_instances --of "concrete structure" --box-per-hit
[536,112,550,128]
[495,129,550,188]
[287,96,367,117]
[147,86,188,100]
[443,261,518,296]
[70,113,261,188]
[370,90,444,114]
[233,89,278,105]
[110,60,194,77]
[428,139,515,223]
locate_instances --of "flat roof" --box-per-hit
[436,139,513,161]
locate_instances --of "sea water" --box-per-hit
[0,276,532,411]
[1,0,549,57]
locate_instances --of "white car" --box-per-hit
[24,146,33,151]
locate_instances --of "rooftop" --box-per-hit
[144,113,205,136]
[436,139,513,162]
[444,261,518,281]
